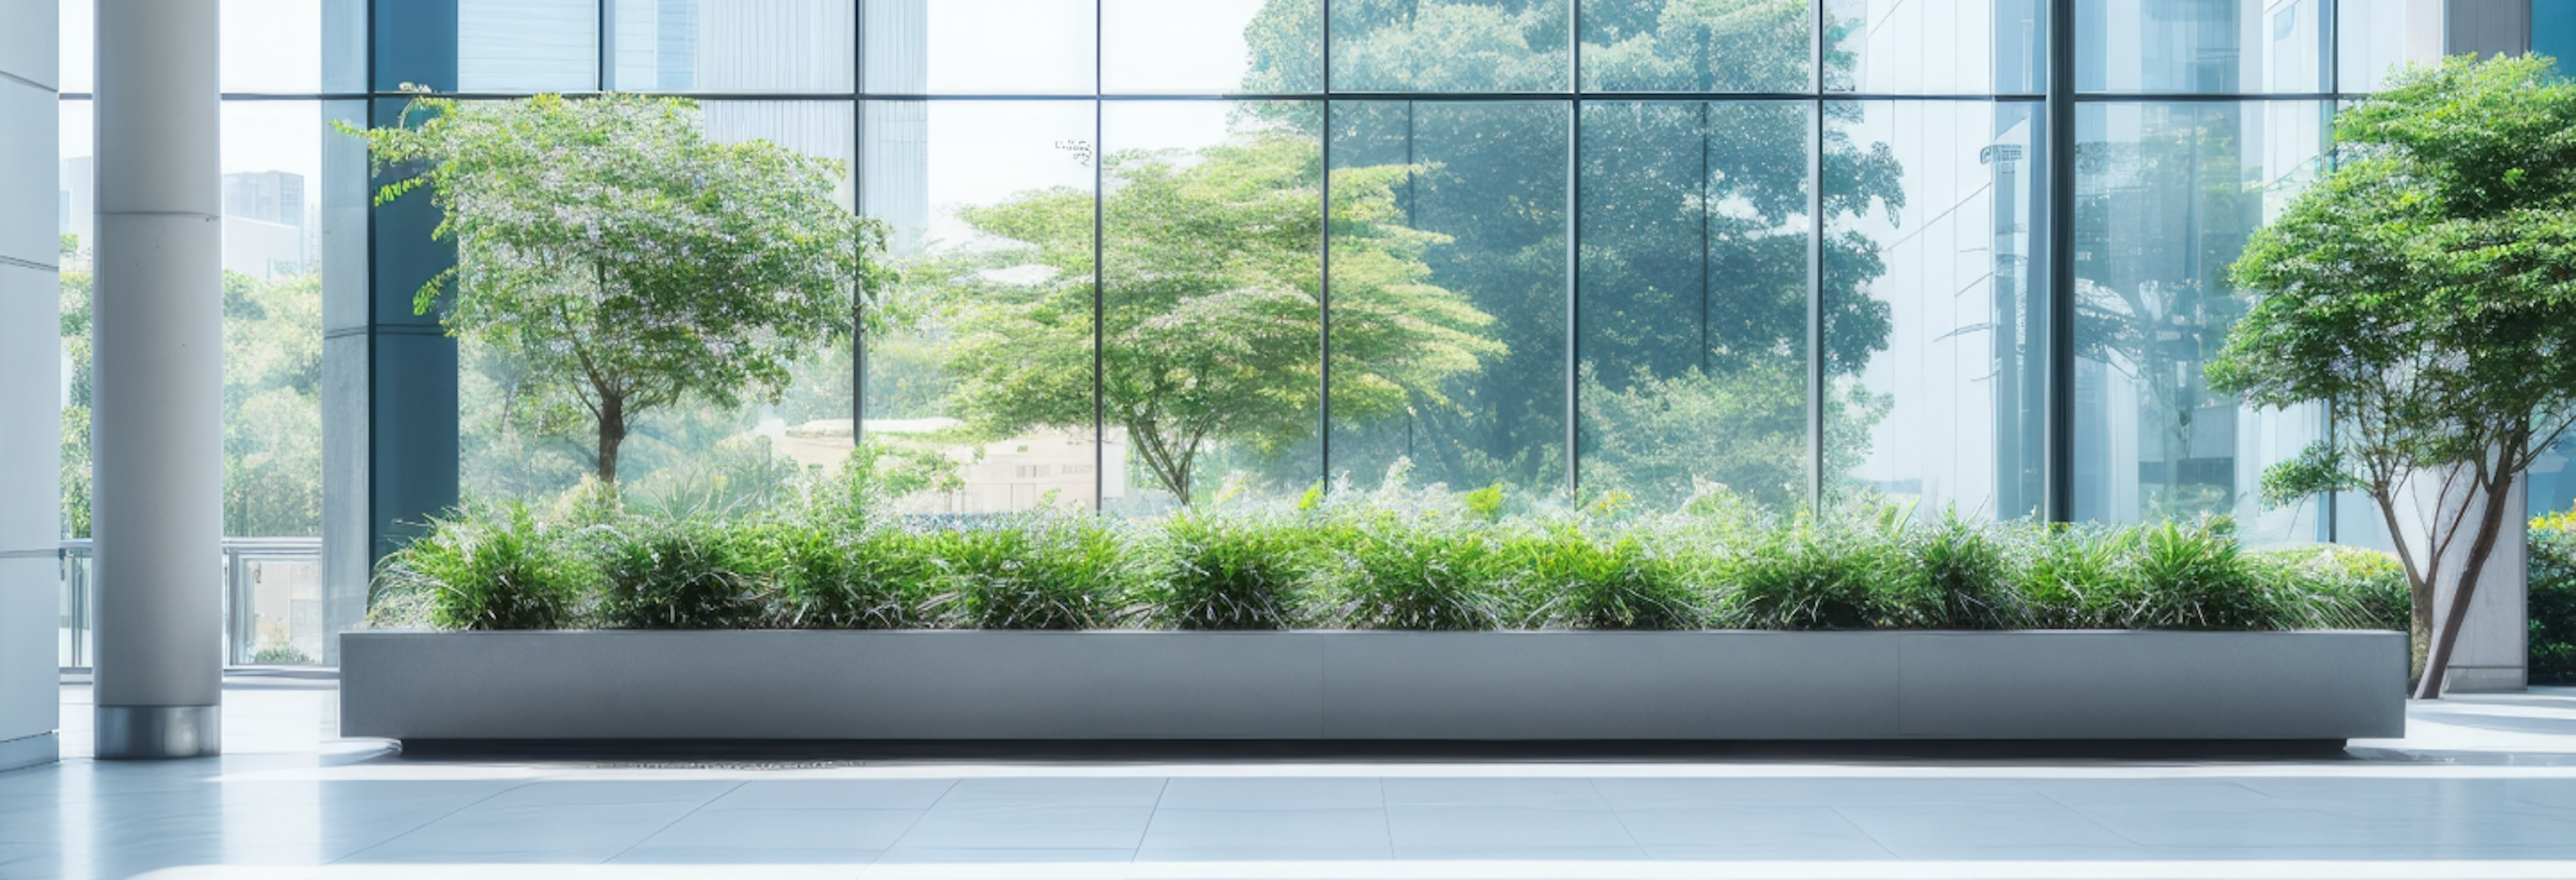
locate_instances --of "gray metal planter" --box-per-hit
[339,629,2406,742]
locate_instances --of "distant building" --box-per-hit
[220,171,309,279]
[223,171,306,229]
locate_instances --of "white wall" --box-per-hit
[0,0,63,771]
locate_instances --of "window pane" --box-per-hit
[2072,100,2328,541]
[1825,100,2043,519]
[1577,101,1811,513]
[1106,0,1318,94]
[1579,0,1810,93]
[610,0,855,93]
[459,0,600,93]
[1330,100,1568,500]
[1097,101,1321,510]
[863,0,1096,95]
[1330,0,1568,93]
[1827,0,2045,94]
[220,0,366,94]
[861,100,1099,513]
[2334,0,2420,94]
[2077,0,2329,94]
[60,0,91,93]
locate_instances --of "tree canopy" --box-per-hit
[2209,54,2576,698]
[349,93,893,483]
[935,134,1501,503]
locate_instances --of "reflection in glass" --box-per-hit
[1579,0,1811,93]
[863,0,1096,95]
[1108,0,1318,93]
[2072,101,2327,541]
[609,0,855,93]
[1576,102,1813,512]
[459,0,601,93]
[1826,101,2042,520]
[2334,0,2414,93]
[1330,101,1567,500]
[2076,0,2329,94]
[219,0,368,94]
[1826,0,2045,94]
[860,101,1101,513]
[1329,0,1568,93]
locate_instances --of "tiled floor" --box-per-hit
[4,679,2576,879]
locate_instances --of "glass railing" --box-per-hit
[58,537,329,669]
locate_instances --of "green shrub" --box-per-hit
[600,518,782,629]
[930,514,1132,630]
[2528,514,2576,683]
[1148,511,1318,629]
[374,502,590,630]
[776,523,939,628]
[1324,516,1512,630]
[1901,513,2024,628]
[1721,516,1907,630]
[2016,524,2136,628]
[2124,518,2272,629]
[1513,525,1709,629]
[2252,544,2410,631]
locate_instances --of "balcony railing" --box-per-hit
[58,537,328,669]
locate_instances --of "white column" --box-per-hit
[0,0,66,773]
[91,0,223,759]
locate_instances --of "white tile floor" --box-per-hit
[4,679,2576,879]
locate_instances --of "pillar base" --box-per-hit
[96,706,221,759]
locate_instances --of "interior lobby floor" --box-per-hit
[3,678,2575,880]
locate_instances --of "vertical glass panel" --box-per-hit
[60,0,92,93]
[1827,0,2046,94]
[220,101,329,538]
[1095,101,1321,511]
[1330,0,1569,93]
[457,101,858,508]
[1330,100,1568,500]
[2336,0,2421,93]
[2077,0,2329,94]
[458,0,601,93]
[1577,101,1811,513]
[1106,0,1319,93]
[58,99,92,548]
[1579,0,1811,93]
[220,0,367,94]
[860,100,1099,513]
[2073,100,2329,541]
[863,0,1097,95]
[1823,100,2042,520]
[609,0,856,93]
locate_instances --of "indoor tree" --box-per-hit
[2208,54,2576,698]
[349,93,894,484]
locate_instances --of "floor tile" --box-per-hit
[894,806,1157,849]
[631,808,924,850]
[1155,777,1384,811]
[1381,777,1611,810]
[1613,806,1896,858]
[705,779,957,811]
[1384,806,1639,850]
[1138,808,1392,851]
[930,777,1168,810]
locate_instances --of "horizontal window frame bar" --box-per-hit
[48,91,2365,103]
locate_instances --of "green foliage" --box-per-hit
[1512,525,1709,630]
[1322,515,1513,630]
[600,518,781,629]
[928,514,1134,630]
[345,93,894,484]
[374,502,590,630]
[1462,483,1507,520]
[250,646,314,665]
[1148,511,1320,629]
[2526,512,2576,683]
[368,479,2414,637]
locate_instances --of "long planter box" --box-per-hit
[339,629,2406,742]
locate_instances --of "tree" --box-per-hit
[2208,55,2576,698]
[936,134,1501,503]
[349,93,893,484]
[1244,0,1904,508]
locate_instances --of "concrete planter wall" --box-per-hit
[339,629,2406,742]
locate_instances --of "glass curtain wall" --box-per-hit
[292,0,2412,534]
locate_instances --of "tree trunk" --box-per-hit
[596,392,627,484]
[2412,472,2518,700]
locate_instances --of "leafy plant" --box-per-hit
[776,524,938,629]
[930,514,1133,630]
[1323,516,1513,630]
[1513,525,1709,630]
[1148,511,1318,630]
[251,646,313,665]
[2017,525,2137,628]
[1902,512,2024,629]
[1720,514,1904,630]
[373,502,591,630]
[600,518,780,629]
[2123,518,2270,630]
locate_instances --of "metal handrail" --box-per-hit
[58,537,328,669]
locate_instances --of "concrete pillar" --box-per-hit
[0,0,65,773]
[91,0,223,759]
